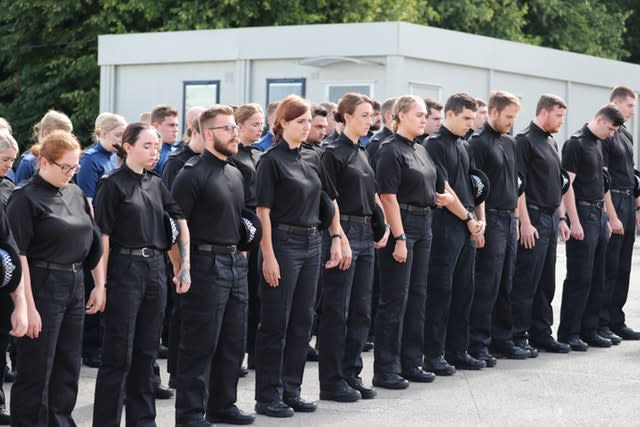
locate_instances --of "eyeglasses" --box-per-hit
[52,161,81,174]
[206,124,240,133]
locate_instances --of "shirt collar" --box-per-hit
[529,121,552,138]
[202,148,229,166]
[484,122,502,138]
[32,173,61,192]
[582,123,599,142]
[394,132,416,148]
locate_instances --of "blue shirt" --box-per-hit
[6,169,15,183]
[77,142,116,199]
[15,150,36,184]
[153,142,176,175]
[252,132,274,152]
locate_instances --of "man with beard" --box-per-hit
[511,94,572,354]
[172,105,255,426]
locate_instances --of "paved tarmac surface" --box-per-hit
[6,242,640,426]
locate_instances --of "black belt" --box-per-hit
[527,204,556,215]
[577,200,604,209]
[399,203,431,215]
[117,247,163,257]
[31,260,83,272]
[340,214,372,224]
[610,188,633,197]
[276,224,318,235]
[486,208,515,215]
[195,243,238,255]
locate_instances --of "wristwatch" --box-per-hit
[464,211,475,223]
[395,233,407,241]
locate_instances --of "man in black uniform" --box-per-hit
[423,93,486,375]
[558,104,624,351]
[600,85,640,341]
[366,97,396,171]
[163,107,205,190]
[416,98,443,144]
[172,105,255,426]
[511,94,572,353]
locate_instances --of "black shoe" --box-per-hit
[3,369,15,383]
[513,338,539,358]
[157,344,169,359]
[598,328,621,345]
[83,353,102,368]
[372,372,409,390]
[423,356,456,376]
[612,326,640,340]
[561,337,589,352]
[362,341,374,352]
[239,366,249,377]
[490,343,529,360]
[469,348,497,368]
[283,396,317,413]
[446,352,486,370]
[255,400,294,418]
[346,377,377,399]
[401,367,436,383]
[306,346,319,362]
[168,374,176,389]
[0,407,9,425]
[247,354,256,370]
[207,405,256,425]
[531,336,570,353]
[154,383,174,399]
[581,334,612,348]
[319,381,361,402]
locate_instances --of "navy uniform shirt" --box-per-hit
[377,132,437,207]
[229,144,262,209]
[153,142,177,176]
[162,144,198,191]
[602,125,635,190]
[252,132,274,152]
[256,139,336,227]
[172,150,244,246]
[469,122,519,210]
[95,163,184,250]
[562,124,605,202]
[7,174,94,264]
[516,122,563,210]
[424,126,475,209]
[15,150,36,184]
[366,126,393,171]
[77,142,116,199]
[322,133,376,216]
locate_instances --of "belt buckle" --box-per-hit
[71,263,79,272]
[141,247,151,257]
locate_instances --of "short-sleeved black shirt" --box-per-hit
[162,145,198,191]
[256,140,335,227]
[366,126,393,171]
[562,124,605,202]
[602,125,635,189]
[470,123,519,210]
[321,133,376,216]
[172,149,244,245]
[229,144,262,209]
[376,133,437,207]
[515,122,563,209]
[0,178,16,248]
[424,126,475,209]
[7,174,94,263]
[302,142,324,157]
[95,163,184,250]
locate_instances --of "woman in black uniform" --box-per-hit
[92,122,190,427]
[254,95,342,418]
[7,130,105,426]
[373,96,453,389]
[318,93,389,402]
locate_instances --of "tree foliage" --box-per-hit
[0,0,634,149]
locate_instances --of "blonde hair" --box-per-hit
[33,110,73,141]
[0,129,19,154]
[32,130,80,163]
[96,113,126,139]
[392,95,424,132]
[0,118,12,133]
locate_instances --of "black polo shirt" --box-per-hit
[367,126,393,171]
[302,142,324,157]
[562,124,605,202]
[424,126,475,209]
[376,133,437,207]
[162,144,198,191]
[470,122,519,210]
[602,125,635,190]
[322,133,376,216]
[0,177,14,206]
[8,174,94,263]
[256,139,336,227]
[516,122,563,210]
[172,149,244,246]
[95,163,184,250]
[229,144,262,209]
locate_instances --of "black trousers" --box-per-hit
[602,191,636,330]
[82,265,102,359]
[93,253,166,427]
[424,208,476,359]
[558,205,609,341]
[470,211,517,351]
[175,250,248,424]
[512,209,560,341]
[11,265,84,427]
[0,292,11,405]
[319,221,374,390]
[254,228,321,403]
[246,245,260,361]
[374,209,432,374]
